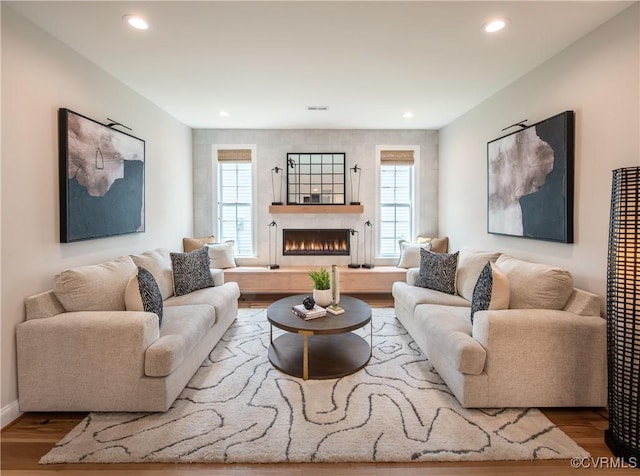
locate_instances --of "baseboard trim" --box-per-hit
[1,400,22,429]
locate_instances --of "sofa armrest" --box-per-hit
[471,308,607,406]
[472,308,605,350]
[211,268,225,286]
[17,311,159,411]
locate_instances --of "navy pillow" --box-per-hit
[470,262,493,323]
[170,247,214,296]
[137,266,164,326]
[416,249,459,295]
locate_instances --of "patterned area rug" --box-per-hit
[41,308,588,464]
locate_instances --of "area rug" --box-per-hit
[41,308,588,464]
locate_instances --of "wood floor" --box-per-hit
[2,295,632,475]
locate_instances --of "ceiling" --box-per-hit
[7,1,634,129]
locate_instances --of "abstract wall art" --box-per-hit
[59,108,145,242]
[487,111,574,243]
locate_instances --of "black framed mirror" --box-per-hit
[286,153,345,205]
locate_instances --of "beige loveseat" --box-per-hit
[17,248,240,412]
[392,248,607,408]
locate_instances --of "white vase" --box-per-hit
[313,288,332,307]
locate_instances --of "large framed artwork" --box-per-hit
[487,111,574,243]
[59,108,145,242]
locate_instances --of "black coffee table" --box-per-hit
[267,295,372,380]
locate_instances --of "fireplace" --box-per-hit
[283,229,350,256]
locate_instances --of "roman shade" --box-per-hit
[217,149,252,163]
[380,150,414,165]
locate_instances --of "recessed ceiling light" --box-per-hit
[123,15,149,30]
[403,111,413,119]
[219,111,230,117]
[483,18,508,33]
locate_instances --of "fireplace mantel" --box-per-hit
[268,205,363,214]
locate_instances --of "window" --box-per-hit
[379,149,415,257]
[217,148,253,257]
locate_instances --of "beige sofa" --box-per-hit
[17,248,240,412]
[392,248,607,408]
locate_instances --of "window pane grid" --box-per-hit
[219,162,253,257]
[379,164,413,257]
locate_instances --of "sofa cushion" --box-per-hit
[415,304,486,375]
[53,255,136,312]
[470,262,510,323]
[144,304,216,377]
[130,248,174,300]
[397,240,431,268]
[416,235,449,254]
[392,282,470,314]
[206,241,237,269]
[170,247,215,296]
[164,283,238,308]
[496,255,574,310]
[416,249,459,295]
[125,267,164,326]
[183,235,216,253]
[456,248,502,301]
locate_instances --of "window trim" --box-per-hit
[212,144,258,258]
[375,145,420,259]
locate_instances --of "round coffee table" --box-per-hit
[267,295,372,380]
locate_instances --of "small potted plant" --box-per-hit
[308,267,332,307]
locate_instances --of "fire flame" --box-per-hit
[284,239,348,253]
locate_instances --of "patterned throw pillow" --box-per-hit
[415,249,459,294]
[124,266,164,326]
[470,261,510,323]
[170,247,215,296]
[137,267,164,326]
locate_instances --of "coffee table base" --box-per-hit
[268,332,371,380]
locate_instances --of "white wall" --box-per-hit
[439,4,639,300]
[1,7,193,425]
[193,129,438,267]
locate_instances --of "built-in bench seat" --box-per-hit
[224,266,406,295]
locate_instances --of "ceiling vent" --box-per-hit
[307,106,329,111]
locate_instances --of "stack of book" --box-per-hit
[292,304,327,320]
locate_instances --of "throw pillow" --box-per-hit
[495,254,573,310]
[470,262,510,323]
[170,247,215,296]
[206,241,237,268]
[182,235,215,253]
[415,249,459,295]
[125,267,164,326]
[456,248,502,301]
[416,236,449,254]
[130,248,174,300]
[53,255,136,312]
[397,240,432,268]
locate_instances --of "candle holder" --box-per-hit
[348,229,360,268]
[362,220,375,269]
[267,220,279,269]
[327,264,344,315]
[271,166,283,205]
[349,164,361,205]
